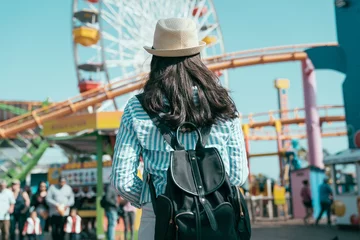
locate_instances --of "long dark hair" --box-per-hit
[35,181,47,195]
[142,54,237,128]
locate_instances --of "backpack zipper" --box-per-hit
[174,212,193,240]
[236,187,244,217]
[158,195,174,225]
[147,173,150,183]
[176,225,179,240]
[175,211,194,218]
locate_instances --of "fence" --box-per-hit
[245,194,293,222]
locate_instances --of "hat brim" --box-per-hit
[144,41,206,57]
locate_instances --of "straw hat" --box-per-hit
[144,18,206,57]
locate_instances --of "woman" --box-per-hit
[31,181,49,240]
[10,180,30,240]
[300,180,313,224]
[111,18,248,239]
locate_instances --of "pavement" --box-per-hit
[21,219,360,240]
[251,219,359,240]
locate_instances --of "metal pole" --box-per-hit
[275,120,284,184]
[301,59,324,168]
[242,124,251,183]
[96,133,105,239]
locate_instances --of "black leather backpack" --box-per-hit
[136,94,251,240]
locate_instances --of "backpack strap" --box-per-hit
[146,173,158,214]
[136,94,182,150]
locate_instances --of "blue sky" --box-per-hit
[0,0,347,179]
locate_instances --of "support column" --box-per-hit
[96,133,105,239]
[242,124,251,183]
[301,59,324,169]
[275,120,283,184]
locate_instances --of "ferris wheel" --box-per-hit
[72,0,228,111]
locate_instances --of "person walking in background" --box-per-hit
[22,211,41,240]
[116,196,125,227]
[122,198,136,240]
[300,180,313,224]
[46,177,74,240]
[101,185,118,240]
[0,180,15,240]
[10,180,30,240]
[30,182,48,240]
[63,208,82,240]
[316,178,333,225]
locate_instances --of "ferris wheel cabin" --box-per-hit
[77,63,103,93]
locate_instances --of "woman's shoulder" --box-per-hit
[123,96,151,121]
[212,117,240,132]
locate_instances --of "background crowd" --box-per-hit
[0,177,136,240]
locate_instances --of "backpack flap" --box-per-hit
[170,148,226,196]
[171,122,225,196]
[171,148,226,232]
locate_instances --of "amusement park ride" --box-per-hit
[1,0,360,234]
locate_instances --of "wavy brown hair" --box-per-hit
[142,54,238,129]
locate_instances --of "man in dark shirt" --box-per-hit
[315,178,333,225]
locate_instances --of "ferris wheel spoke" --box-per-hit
[90,45,118,56]
[100,15,133,41]
[101,30,119,42]
[86,3,100,15]
[192,0,207,21]
[101,10,150,44]
[163,1,175,18]
[117,0,148,24]
[102,1,120,22]
[198,7,214,31]
[188,0,198,19]
[121,6,140,29]
[181,0,191,18]
[105,60,138,68]
[100,10,121,28]
[86,55,99,63]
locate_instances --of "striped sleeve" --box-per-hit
[226,117,249,186]
[110,100,143,208]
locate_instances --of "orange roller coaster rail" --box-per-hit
[240,105,346,140]
[0,42,340,138]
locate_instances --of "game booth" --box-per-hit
[47,160,143,233]
[323,149,360,227]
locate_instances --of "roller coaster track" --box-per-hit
[248,126,346,141]
[240,105,344,127]
[240,105,345,140]
[0,42,338,139]
[0,101,45,121]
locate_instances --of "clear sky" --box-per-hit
[0,0,348,179]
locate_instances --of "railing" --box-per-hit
[0,74,146,138]
[245,194,293,222]
[240,105,345,128]
[248,126,347,141]
[204,42,338,62]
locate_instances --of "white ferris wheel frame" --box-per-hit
[72,0,228,111]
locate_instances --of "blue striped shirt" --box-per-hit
[110,95,249,208]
